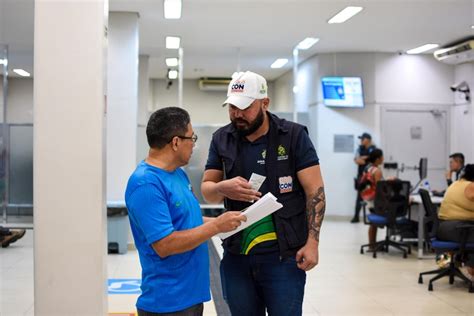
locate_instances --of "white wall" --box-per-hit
[138,55,150,126]
[375,54,455,105]
[273,53,455,216]
[151,79,276,125]
[451,63,474,162]
[151,79,228,125]
[106,12,139,202]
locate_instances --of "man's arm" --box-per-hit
[201,169,261,204]
[153,211,246,258]
[354,147,367,165]
[446,170,453,187]
[295,165,325,271]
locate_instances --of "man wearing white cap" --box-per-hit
[201,71,325,316]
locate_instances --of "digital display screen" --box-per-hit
[321,77,364,108]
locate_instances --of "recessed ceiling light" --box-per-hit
[165,58,179,67]
[166,36,180,49]
[328,6,363,24]
[168,69,178,79]
[270,58,288,69]
[164,0,182,19]
[406,44,439,54]
[0,59,7,66]
[296,37,319,50]
[13,69,30,77]
[471,25,474,29]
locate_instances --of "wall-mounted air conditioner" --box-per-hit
[198,77,231,91]
[434,39,474,65]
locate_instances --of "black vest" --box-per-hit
[213,113,308,258]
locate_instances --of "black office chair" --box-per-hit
[417,189,474,293]
[360,180,412,258]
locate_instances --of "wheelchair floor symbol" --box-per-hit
[108,279,141,294]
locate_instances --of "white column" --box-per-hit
[107,12,139,201]
[34,1,107,315]
[138,55,150,126]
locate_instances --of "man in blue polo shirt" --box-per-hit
[125,107,246,316]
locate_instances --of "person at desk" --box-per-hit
[438,164,474,280]
[446,152,465,187]
[359,148,384,248]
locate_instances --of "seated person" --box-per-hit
[433,152,465,196]
[359,149,384,248]
[446,153,465,187]
[0,226,26,248]
[438,164,474,280]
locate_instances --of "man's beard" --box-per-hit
[231,108,265,137]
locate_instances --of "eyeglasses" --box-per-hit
[170,133,198,143]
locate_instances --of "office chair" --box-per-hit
[417,189,474,293]
[360,180,412,258]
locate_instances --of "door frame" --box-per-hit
[379,103,451,171]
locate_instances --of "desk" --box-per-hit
[410,194,443,259]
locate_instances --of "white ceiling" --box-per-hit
[1,0,473,80]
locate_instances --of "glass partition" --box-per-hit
[0,44,8,223]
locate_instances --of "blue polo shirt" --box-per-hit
[125,161,210,313]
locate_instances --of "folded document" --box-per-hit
[217,192,283,240]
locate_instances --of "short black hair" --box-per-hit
[449,152,465,165]
[461,164,474,181]
[146,107,190,149]
[368,148,383,164]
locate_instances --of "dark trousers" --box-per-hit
[137,303,203,316]
[220,251,306,316]
[0,226,10,241]
[353,191,362,218]
[437,220,474,266]
[0,226,10,236]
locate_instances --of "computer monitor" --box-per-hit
[410,157,428,194]
[419,158,428,180]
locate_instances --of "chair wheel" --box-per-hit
[403,253,407,259]
[428,283,433,291]
[469,284,474,293]
[408,248,412,254]
[360,248,364,254]
[418,275,423,284]
[373,252,377,258]
[449,276,454,284]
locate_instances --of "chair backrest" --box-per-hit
[418,189,439,240]
[373,180,411,223]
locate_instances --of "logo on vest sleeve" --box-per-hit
[279,176,293,193]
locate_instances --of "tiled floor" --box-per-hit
[1,219,473,315]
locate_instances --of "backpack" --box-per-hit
[358,166,377,201]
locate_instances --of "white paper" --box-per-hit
[217,192,283,240]
[249,173,266,191]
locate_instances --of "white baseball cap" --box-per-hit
[222,71,268,110]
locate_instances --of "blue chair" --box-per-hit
[360,180,412,258]
[417,189,474,293]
